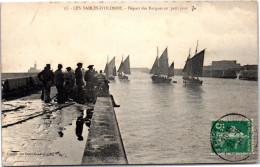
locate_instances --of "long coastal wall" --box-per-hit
[1,73,38,80]
[81,97,128,165]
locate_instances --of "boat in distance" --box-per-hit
[150,47,175,83]
[104,56,117,80]
[183,41,205,85]
[118,55,131,80]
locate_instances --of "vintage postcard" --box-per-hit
[1,0,258,165]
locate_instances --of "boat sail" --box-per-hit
[113,66,117,76]
[183,41,205,85]
[150,47,173,83]
[118,55,131,79]
[168,62,174,77]
[149,56,159,74]
[104,57,116,80]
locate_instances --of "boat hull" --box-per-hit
[183,76,203,85]
[151,75,172,83]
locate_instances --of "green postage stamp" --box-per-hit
[210,113,256,162]
[211,120,252,154]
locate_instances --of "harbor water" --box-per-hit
[109,71,258,164]
[2,72,258,165]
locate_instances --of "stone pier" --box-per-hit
[81,97,128,165]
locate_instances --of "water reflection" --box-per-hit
[76,115,84,141]
[75,108,94,141]
[183,84,205,114]
[151,83,174,107]
[183,85,203,100]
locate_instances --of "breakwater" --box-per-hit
[81,97,128,165]
[2,75,43,100]
[1,73,38,80]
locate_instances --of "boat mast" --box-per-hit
[157,46,159,66]
[121,54,124,75]
[188,48,191,59]
[157,46,159,57]
[195,40,199,55]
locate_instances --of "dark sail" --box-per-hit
[105,57,116,76]
[168,62,174,77]
[113,66,117,76]
[123,55,131,74]
[117,55,131,75]
[117,60,124,73]
[150,56,159,74]
[158,47,169,76]
[183,48,191,73]
[190,49,205,77]
[104,63,108,75]
[183,63,187,72]
[183,49,205,77]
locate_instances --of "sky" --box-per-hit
[1,1,258,72]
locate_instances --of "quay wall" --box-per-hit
[2,75,42,100]
[1,73,38,80]
[81,97,128,165]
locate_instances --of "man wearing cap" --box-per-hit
[54,64,65,104]
[84,65,96,102]
[38,66,47,100]
[64,67,75,100]
[38,64,54,103]
[75,63,85,103]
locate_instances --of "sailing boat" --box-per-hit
[150,47,174,83]
[168,62,177,83]
[118,55,131,80]
[182,41,205,85]
[104,56,117,80]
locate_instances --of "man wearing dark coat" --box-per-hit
[75,63,85,103]
[64,67,75,100]
[84,65,96,102]
[38,67,47,100]
[54,64,65,104]
[38,64,54,103]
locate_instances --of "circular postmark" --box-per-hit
[210,113,257,162]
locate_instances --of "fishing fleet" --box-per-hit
[100,40,257,85]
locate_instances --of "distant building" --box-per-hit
[175,61,257,80]
[211,60,241,70]
[28,62,40,73]
[203,65,211,71]
[239,64,258,81]
[243,64,258,70]
[175,69,183,76]
[209,60,241,78]
[202,65,211,77]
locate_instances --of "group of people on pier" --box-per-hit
[37,63,120,107]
